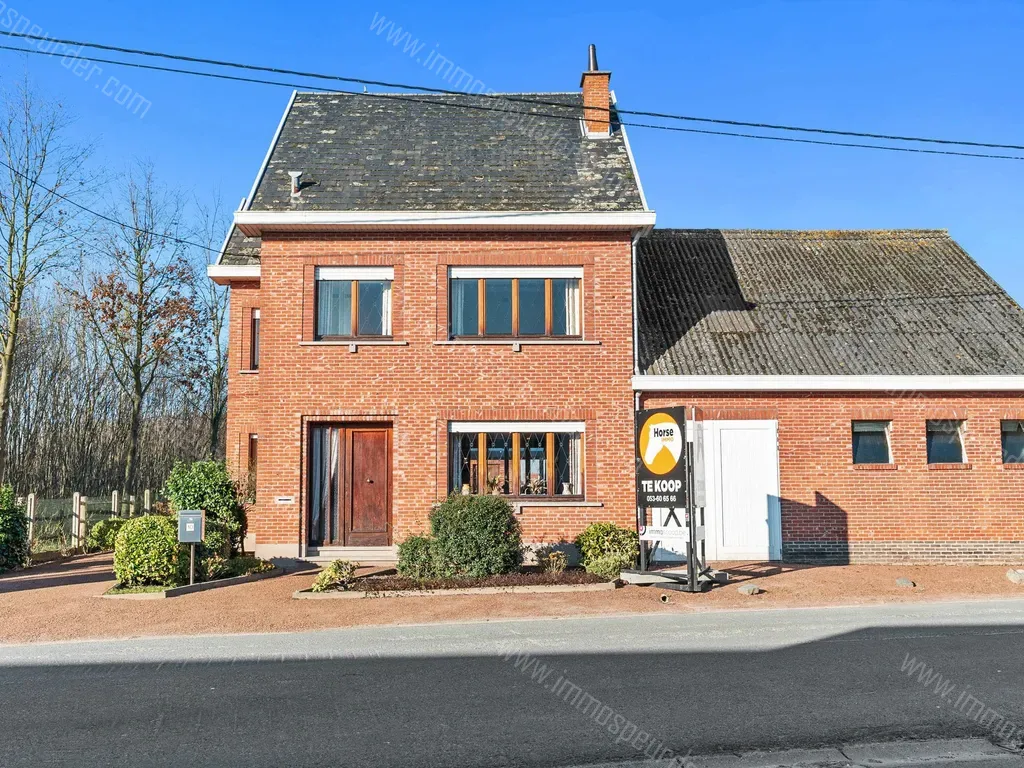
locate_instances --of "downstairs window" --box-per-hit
[449,423,584,498]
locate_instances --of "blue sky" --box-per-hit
[2,0,1022,301]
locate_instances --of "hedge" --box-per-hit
[0,484,28,573]
[163,460,247,552]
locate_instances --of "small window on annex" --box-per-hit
[315,267,393,339]
[926,420,966,464]
[851,421,892,465]
[448,267,582,339]
[1002,421,1024,465]
[449,422,584,498]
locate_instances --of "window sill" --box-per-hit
[510,499,603,514]
[852,463,898,471]
[928,463,972,471]
[1001,463,1024,470]
[434,339,600,346]
[239,369,259,375]
[300,340,408,348]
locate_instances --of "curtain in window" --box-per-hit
[554,433,581,495]
[317,281,352,337]
[381,282,392,336]
[552,278,580,336]
[450,279,478,336]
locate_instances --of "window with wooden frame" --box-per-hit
[249,309,260,370]
[449,267,582,339]
[449,422,584,498]
[246,434,258,502]
[315,267,393,339]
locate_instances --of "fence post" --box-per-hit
[129,495,136,517]
[26,493,36,546]
[144,489,151,513]
[79,496,88,546]
[111,490,119,517]
[71,492,81,547]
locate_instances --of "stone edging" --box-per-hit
[293,581,618,599]
[100,567,281,600]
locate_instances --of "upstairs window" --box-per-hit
[449,422,584,498]
[1003,421,1024,464]
[852,421,892,464]
[249,309,260,370]
[926,420,966,464]
[449,267,582,339]
[315,267,393,339]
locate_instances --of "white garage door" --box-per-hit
[703,420,782,561]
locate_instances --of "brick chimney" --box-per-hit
[579,44,611,136]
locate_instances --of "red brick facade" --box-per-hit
[225,231,639,557]
[641,391,1024,563]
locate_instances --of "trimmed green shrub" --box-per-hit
[396,534,436,579]
[163,460,247,552]
[222,556,274,579]
[583,553,632,581]
[113,515,186,587]
[86,518,127,552]
[575,522,639,571]
[0,484,28,573]
[428,494,522,578]
[310,559,357,593]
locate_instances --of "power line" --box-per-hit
[2,28,1023,153]
[0,155,228,257]
[1,40,1022,162]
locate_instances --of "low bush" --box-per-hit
[86,518,127,552]
[310,560,357,593]
[221,556,274,579]
[575,522,639,573]
[163,460,247,552]
[396,534,435,579]
[0,484,28,573]
[543,550,568,573]
[428,494,522,578]
[113,515,186,587]
[583,553,633,581]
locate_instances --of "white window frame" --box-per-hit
[851,420,893,465]
[926,419,968,464]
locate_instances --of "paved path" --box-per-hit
[2,599,1023,767]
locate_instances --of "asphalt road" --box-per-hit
[2,599,1023,768]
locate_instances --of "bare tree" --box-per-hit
[72,163,204,496]
[192,196,230,460]
[0,82,92,482]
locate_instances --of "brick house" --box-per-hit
[211,49,1024,565]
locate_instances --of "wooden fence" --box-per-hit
[19,490,158,551]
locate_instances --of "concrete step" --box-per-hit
[305,546,398,566]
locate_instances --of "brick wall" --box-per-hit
[641,391,1024,564]
[226,231,638,555]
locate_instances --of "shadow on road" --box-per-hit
[1,623,1022,767]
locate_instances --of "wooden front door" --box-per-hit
[308,424,391,547]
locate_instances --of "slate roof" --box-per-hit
[637,229,1024,376]
[219,91,645,265]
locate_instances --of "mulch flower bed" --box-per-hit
[351,569,606,592]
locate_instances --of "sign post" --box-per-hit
[628,405,722,593]
[177,510,205,586]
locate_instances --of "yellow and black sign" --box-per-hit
[635,406,687,507]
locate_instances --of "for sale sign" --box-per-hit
[635,407,688,508]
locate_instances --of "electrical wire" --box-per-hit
[2,28,1023,152]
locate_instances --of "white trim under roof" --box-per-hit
[450,421,586,433]
[316,266,394,281]
[449,266,583,279]
[632,375,1024,392]
[244,90,297,212]
[234,210,656,236]
[613,90,650,213]
[208,264,260,285]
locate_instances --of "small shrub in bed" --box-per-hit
[86,518,127,552]
[396,534,435,579]
[543,550,568,573]
[113,515,186,587]
[311,559,357,592]
[0,484,28,573]
[575,522,639,579]
[428,494,522,578]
